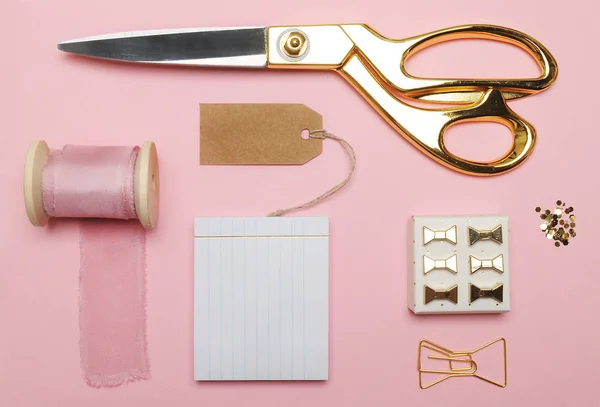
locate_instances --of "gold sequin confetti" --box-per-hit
[535,200,577,247]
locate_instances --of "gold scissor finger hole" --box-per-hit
[442,121,515,165]
[404,37,542,80]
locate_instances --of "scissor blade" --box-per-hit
[57,27,267,67]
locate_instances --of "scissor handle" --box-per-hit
[341,23,558,103]
[435,90,536,175]
[340,54,536,176]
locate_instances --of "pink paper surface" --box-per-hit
[2,0,599,406]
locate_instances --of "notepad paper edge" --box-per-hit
[193,216,329,381]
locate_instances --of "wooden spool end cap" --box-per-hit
[24,140,51,227]
[134,141,159,229]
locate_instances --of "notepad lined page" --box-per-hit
[193,217,329,381]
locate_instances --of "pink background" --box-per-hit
[3,0,599,405]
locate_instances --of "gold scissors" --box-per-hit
[57,24,558,176]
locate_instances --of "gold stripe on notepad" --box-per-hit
[194,235,328,239]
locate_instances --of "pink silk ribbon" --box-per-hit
[42,145,150,387]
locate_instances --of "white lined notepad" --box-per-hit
[193,217,329,381]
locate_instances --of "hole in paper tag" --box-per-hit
[199,104,323,165]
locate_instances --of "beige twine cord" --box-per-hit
[268,129,356,217]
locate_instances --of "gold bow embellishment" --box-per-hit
[468,225,503,245]
[469,282,503,304]
[469,254,504,274]
[418,337,507,389]
[423,225,457,245]
[424,285,458,304]
[423,254,458,275]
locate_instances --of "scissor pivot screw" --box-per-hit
[282,31,308,57]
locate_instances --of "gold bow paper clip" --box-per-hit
[423,254,458,275]
[469,254,504,274]
[468,225,503,245]
[424,285,458,304]
[469,282,503,304]
[423,225,457,246]
[418,337,507,389]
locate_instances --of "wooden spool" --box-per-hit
[23,140,159,229]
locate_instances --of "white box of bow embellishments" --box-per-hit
[408,215,510,314]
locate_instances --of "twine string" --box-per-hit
[268,129,356,217]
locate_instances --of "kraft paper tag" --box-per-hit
[200,104,323,165]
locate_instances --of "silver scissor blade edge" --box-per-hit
[57,26,267,67]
